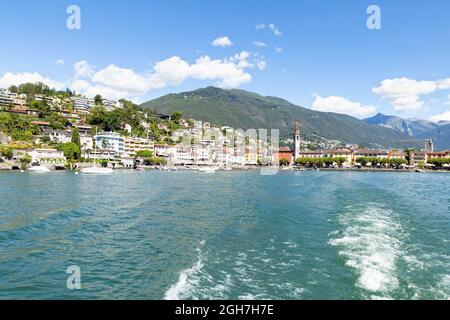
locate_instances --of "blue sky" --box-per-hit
[1,0,450,122]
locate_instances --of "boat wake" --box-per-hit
[164,240,207,300]
[164,238,305,300]
[329,204,404,299]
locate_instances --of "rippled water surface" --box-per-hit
[0,170,449,299]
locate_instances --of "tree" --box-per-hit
[135,150,153,158]
[171,112,182,123]
[94,94,103,105]
[71,127,81,152]
[0,146,14,160]
[57,142,80,161]
[356,157,369,167]
[20,154,32,170]
[279,158,290,166]
[334,157,347,167]
[8,85,18,93]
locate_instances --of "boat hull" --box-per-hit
[80,167,114,175]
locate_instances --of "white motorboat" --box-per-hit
[28,165,51,173]
[198,167,217,173]
[80,166,114,174]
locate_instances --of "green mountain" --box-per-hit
[141,87,421,148]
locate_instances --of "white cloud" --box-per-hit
[148,56,191,89]
[275,47,283,53]
[437,78,450,90]
[69,79,91,92]
[212,36,233,47]
[3,51,263,101]
[0,72,65,90]
[74,60,94,78]
[56,59,65,66]
[268,23,282,36]
[190,56,251,88]
[312,95,376,118]
[256,60,267,71]
[429,110,450,122]
[256,23,282,36]
[92,64,150,94]
[372,78,437,111]
[253,41,267,47]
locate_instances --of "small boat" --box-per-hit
[80,166,114,174]
[198,167,217,173]
[415,169,426,173]
[28,165,51,173]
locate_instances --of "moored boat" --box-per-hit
[198,167,217,173]
[80,166,114,174]
[28,165,51,173]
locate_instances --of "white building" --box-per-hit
[95,132,125,155]
[103,99,124,111]
[80,134,94,153]
[72,96,95,110]
[28,148,66,165]
[0,88,17,105]
[44,130,72,144]
[154,144,175,158]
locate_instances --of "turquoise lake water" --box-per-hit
[0,170,449,300]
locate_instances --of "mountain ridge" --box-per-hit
[364,113,449,150]
[140,87,423,149]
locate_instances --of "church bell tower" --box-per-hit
[294,123,301,160]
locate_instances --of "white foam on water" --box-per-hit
[165,237,306,300]
[164,241,206,300]
[329,205,403,297]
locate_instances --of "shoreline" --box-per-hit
[1,166,449,174]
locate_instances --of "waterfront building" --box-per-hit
[273,146,293,166]
[297,150,325,158]
[94,132,125,155]
[173,146,195,165]
[28,148,66,165]
[426,151,450,161]
[154,144,175,158]
[388,150,406,160]
[86,149,117,161]
[80,134,94,155]
[124,136,154,157]
[425,138,434,153]
[325,149,353,164]
[410,151,426,165]
[353,149,388,159]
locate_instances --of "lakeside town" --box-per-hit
[0,83,449,173]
